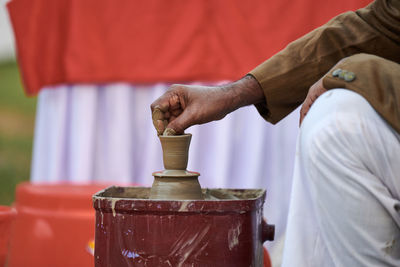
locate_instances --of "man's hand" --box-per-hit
[299,77,327,126]
[151,84,234,135]
[151,75,265,135]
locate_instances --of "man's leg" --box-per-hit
[282,89,400,267]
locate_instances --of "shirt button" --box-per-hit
[332,69,342,77]
[343,71,356,82]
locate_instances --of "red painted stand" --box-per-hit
[94,186,274,267]
[7,182,108,267]
[0,206,16,267]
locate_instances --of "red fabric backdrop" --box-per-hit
[8,0,370,95]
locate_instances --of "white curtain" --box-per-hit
[31,82,300,256]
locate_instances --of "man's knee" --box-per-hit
[300,87,399,185]
[299,89,376,177]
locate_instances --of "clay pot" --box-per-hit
[150,133,204,200]
[159,134,191,170]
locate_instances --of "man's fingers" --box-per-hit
[152,119,166,135]
[152,108,164,120]
[299,105,307,126]
[154,86,184,112]
[299,96,312,126]
[152,108,165,135]
[171,109,182,117]
[151,100,166,112]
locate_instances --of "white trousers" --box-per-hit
[282,89,400,267]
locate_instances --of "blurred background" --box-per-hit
[0,0,370,265]
[0,0,35,205]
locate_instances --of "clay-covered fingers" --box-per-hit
[152,107,167,135]
[152,107,163,119]
[163,128,176,136]
[151,83,229,134]
[150,84,191,135]
[151,87,182,135]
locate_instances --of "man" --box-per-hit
[151,0,400,266]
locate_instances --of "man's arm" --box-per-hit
[251,0,400,124]
[151,0,400,134]
[151,75,264,135]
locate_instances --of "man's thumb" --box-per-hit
[167,110,193,134]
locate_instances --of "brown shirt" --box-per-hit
[249,0,400,133]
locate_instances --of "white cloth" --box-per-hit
[30,82,300,257]
[282,89,400,267]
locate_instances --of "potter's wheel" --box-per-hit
[92,112,275,267]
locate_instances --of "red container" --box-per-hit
[0,206,16,267]
[93,186,274,267]
[8,182,107,267]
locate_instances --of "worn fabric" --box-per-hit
[250,0,400,130]
[282,89,400,267]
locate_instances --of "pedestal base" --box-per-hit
[150,176,204,200]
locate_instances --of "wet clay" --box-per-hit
[97,186,265,200]
[150,133,204,200]
[159,134,191,170]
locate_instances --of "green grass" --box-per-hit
[0,60,36,205]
